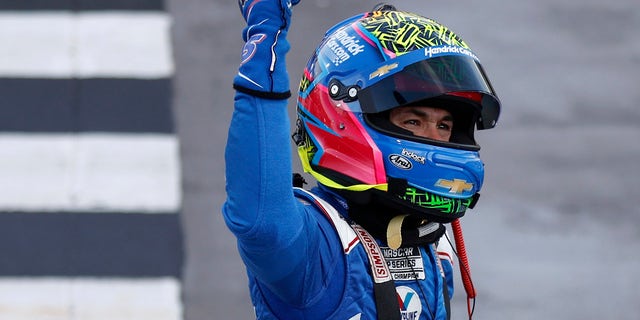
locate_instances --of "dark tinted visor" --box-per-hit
[357,55,499,128]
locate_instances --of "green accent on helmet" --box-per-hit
[299,73,311,93]
[402,187,472,214]
[361,11,470,56]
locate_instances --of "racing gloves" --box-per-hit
[234,0,300,99]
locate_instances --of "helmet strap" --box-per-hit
[386,214,444,250]
[348,201,445,248]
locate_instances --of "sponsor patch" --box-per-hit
[353,225,392,283]
[396,286,422,320]
[326,29,365,66]
[401,149,426,164]
[389,154,412,170]
[424,45,478,60]
[381,246,425,281]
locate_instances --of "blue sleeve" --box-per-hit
[223,93,345,308]
[223,0,343,306]
[223,90,306,291]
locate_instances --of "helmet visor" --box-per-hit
[357,54,499,129]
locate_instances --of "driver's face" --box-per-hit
[389,106,453,141]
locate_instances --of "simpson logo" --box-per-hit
[382,246,425,281]
[352,225,392,283]
[389,154,412,170]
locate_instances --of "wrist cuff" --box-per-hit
[233,84,291,100]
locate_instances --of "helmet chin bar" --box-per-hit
[332,175,480,224]
[382,176,472,223]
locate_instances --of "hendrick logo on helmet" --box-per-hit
[327,30,365,66]
[424,45,478,60]
[335,30,365,55]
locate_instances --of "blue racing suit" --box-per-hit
[224,1,455,318]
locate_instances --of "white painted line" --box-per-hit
[0,277,182,320]
[0,133,181,212]
[0,12,174,78]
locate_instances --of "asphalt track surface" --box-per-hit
[169,0,640,318]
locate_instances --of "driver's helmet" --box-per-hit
[293,7,500,222]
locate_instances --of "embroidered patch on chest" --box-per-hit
[381,246,425,281]
[396,286,423,319]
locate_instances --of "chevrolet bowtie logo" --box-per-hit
[435,179,473,194]
[369,63,398,79]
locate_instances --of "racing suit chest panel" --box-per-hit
[248,188,448,319]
